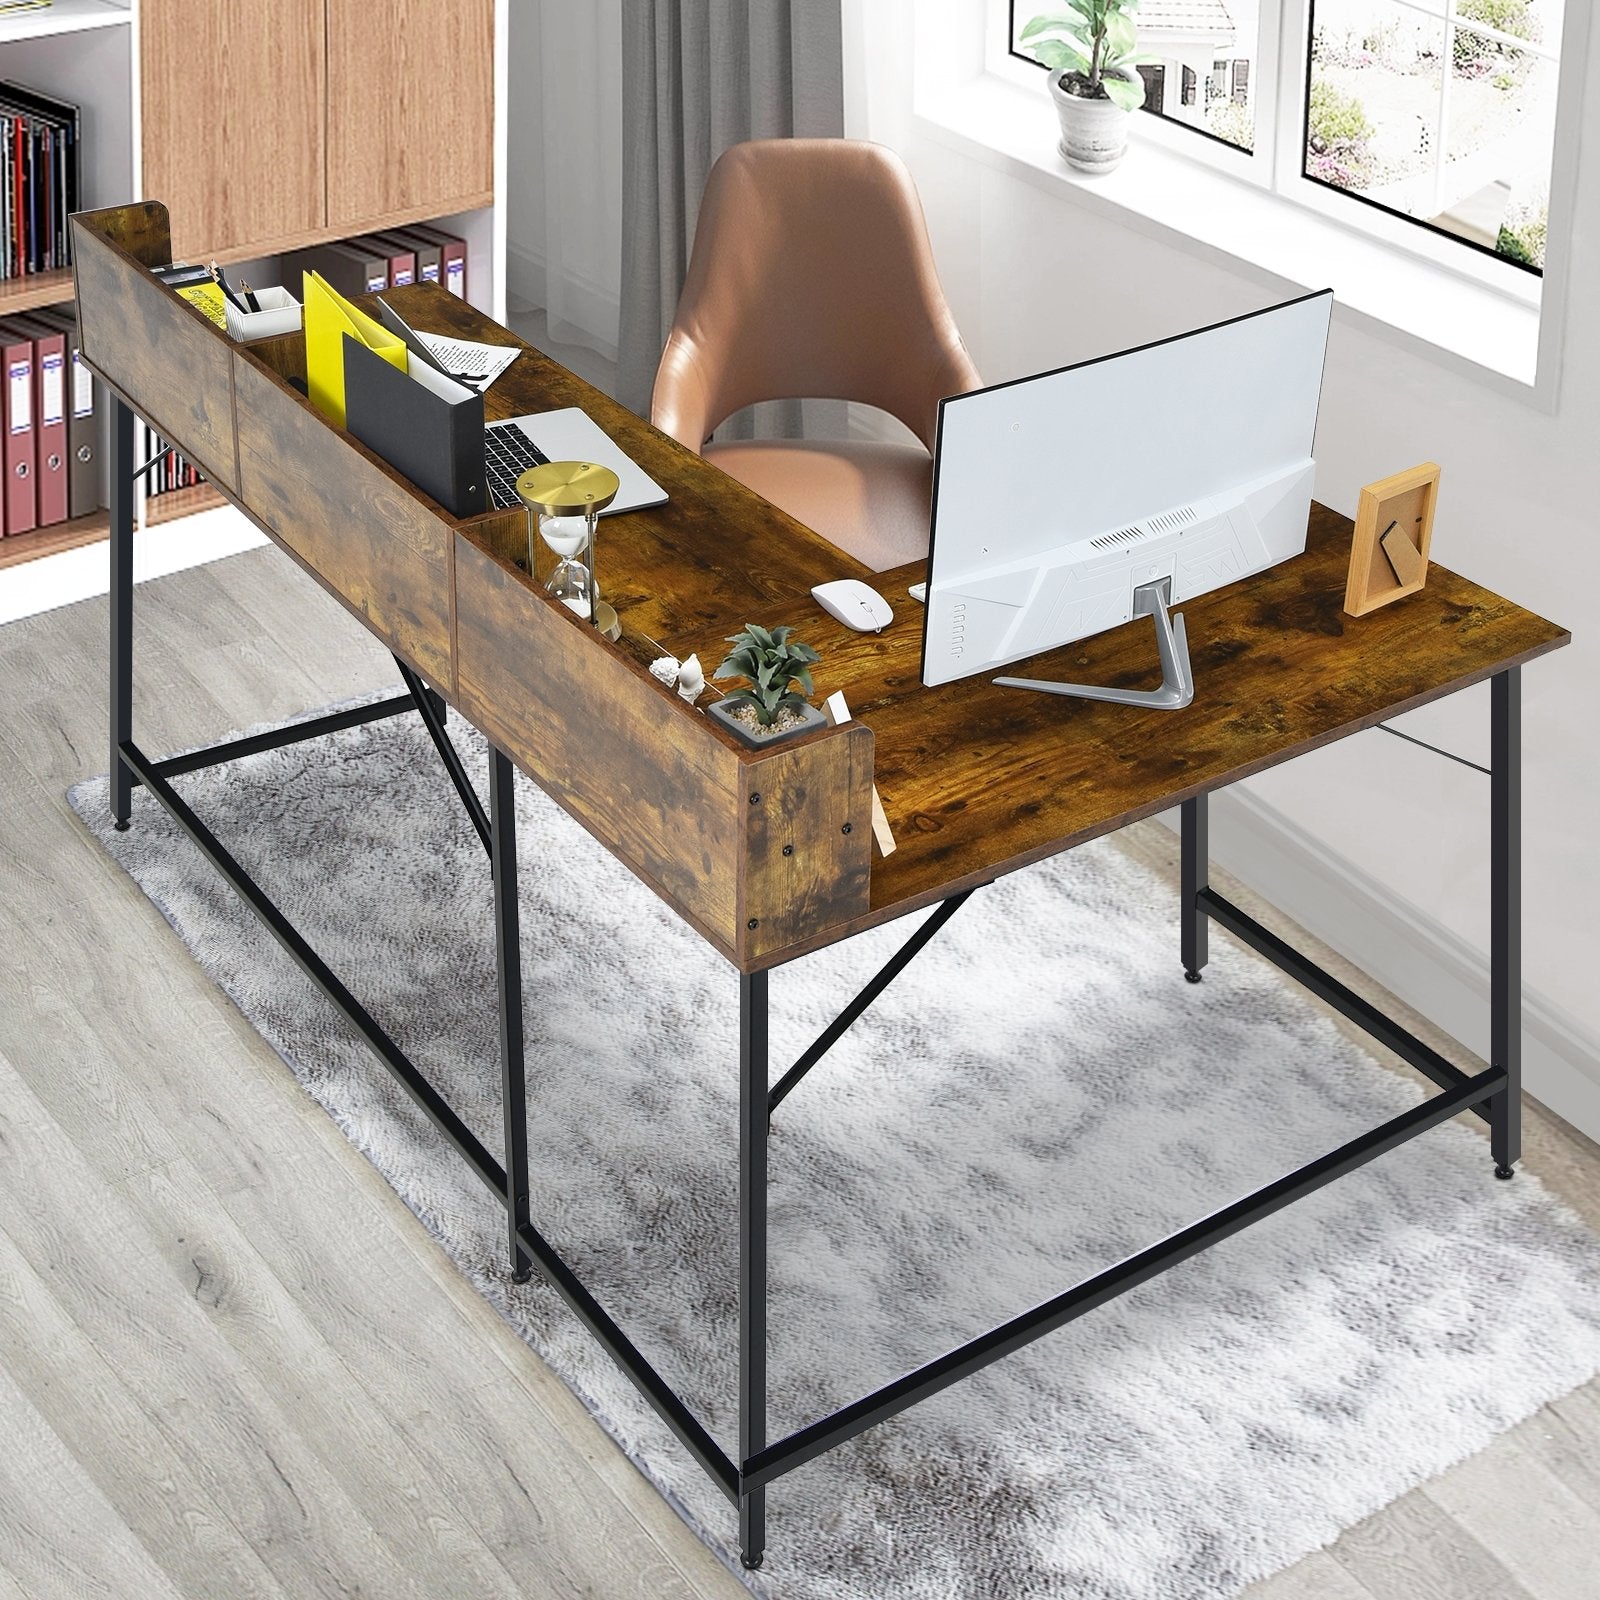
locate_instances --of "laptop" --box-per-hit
[483,412,668,515]
[373,297,666,517]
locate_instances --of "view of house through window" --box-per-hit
[1009,0,1560,273]
[1306,0,1559,271]
[1009,1,1262,152]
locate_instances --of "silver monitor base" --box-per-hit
[994,578,1194,710]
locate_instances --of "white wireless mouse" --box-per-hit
[811,578,894,633]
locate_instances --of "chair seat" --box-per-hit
[704,438,933,574]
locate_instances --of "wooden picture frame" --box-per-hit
[1344,463,1441,617]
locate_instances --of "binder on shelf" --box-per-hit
[343,334,486,519]
[8,314,67,525]
[29,307,96,518]
[356,232,417,289]
[0,320,35,535]
[0,80,80,278]
[388,227,442,287]
[400,223,467,299]
[303,270,407,427]
[282,240,388,301]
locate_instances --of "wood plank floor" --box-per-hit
[0,544,1596,1600]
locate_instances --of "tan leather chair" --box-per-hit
[651,139,980,573]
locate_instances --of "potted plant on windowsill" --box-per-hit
[708,624,827,746]
[1020,1,1152,174]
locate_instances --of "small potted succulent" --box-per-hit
[708,624,827,745]
[1020,2,1152,174]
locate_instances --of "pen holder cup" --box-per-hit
[225,286,303,343]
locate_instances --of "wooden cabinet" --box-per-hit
[326,0,496,224]
[141,0,494,264]
[141,0,327,261]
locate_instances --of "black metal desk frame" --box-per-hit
[105,395,1522,1572]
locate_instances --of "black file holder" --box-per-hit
[342,333,487,518]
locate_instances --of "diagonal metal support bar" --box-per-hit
[768,889,976,1115]
[393,657,492,856]
[122,739,739,1507]
[120,739,510,1197]
[510,1209,741,1501]
[741,1060,1505,1493]
[1197,888,1489,1123]
[146,695,419,785]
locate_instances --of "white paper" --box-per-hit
[405,352,477,406]
[72,351,93,418]
[415,331,520,395]
[41,354,64,427]
[8,361,29,434]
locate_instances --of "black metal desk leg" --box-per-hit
[1181,795,1209,983]
[490,747,534,1280]
[109,396,136,830]
[1490,668,1521,1180]
[738,969,768,1570]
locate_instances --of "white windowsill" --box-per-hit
[912,71,1547,402]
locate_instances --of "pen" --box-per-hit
[209,259,247,313]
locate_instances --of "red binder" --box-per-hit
[11,315,67,525]
[368,231,422,289]
[349,232,415,290]
[0,321,36,535]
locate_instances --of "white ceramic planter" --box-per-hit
[1049,71,1139,174]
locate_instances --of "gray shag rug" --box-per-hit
[71,701,1600,1600]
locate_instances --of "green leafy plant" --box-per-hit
[1453,0,1535,71]
[1497,200,1547,268]
[1306,81,1376,187]
[713,624,821,728]
[1307,80,1374,151]
[1019,1,1154,112]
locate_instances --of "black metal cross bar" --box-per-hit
[139,696,420,784]
[1198,888,1489,1123]
[768,888,975,1116]
[119,735,741,1501]
[740,1058,1505,1494]
[118,740,511,1195]
[394,654,492,855]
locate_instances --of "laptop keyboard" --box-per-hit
[484,422,551,509]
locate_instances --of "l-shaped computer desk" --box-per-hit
[73,203,1568,1571]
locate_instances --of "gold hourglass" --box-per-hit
[515,460,622,640]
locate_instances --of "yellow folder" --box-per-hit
[302,270,407,427]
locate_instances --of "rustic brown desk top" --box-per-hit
[70,206,1569,971]
[409,277,1567,949]
[662,507,1566,948]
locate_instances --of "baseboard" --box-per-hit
[1163,787,1600,1146]
[505,242,620,360]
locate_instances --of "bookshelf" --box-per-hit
[0,0,509,581]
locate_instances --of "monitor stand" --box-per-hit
[995,578,1194,710]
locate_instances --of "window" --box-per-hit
[1306,0,1559,272]
[1007,0,1564,276]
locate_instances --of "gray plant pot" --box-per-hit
[707,697,828,747]
[1049,71,1139,174]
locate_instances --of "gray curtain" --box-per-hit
[617,0,845,427]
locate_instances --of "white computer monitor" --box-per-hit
[920,290,1333,707]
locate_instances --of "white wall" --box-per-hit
[844,0,1600,1136]
[504,0,624,358]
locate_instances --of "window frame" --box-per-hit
[997,0,1561,305]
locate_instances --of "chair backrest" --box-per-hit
[651,139,980,454]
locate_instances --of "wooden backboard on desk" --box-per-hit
[68,202,877,971]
